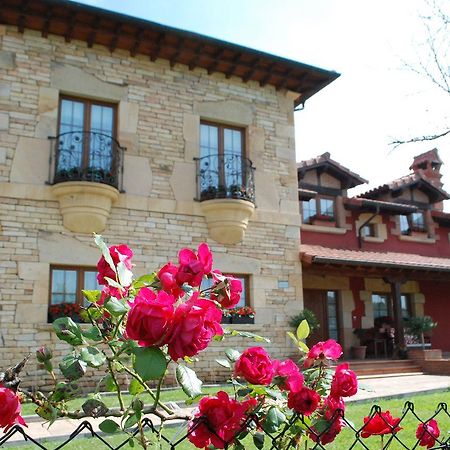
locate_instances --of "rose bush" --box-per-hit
[0,235,441,449]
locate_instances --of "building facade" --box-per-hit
[0,0,338,388]
[299,150,450,357]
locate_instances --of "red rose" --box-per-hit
[157,262,184,299]
[330,363,358,397]
[416,419,440,449]
[176,243,213,287]
[287,387,321,416]
[310,417,344,445]
[273,359,304,392]
[188,391,257,449]
[209,270,242,309]
[97,244,133,285]
[167,293,223,361]
[304,339,343,368]
[361,411,402,438]
[125,288,175,347]
[323,395,345,419]
[0,386,27,432]
[234,347,274,385]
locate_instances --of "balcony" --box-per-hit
[48,131,126,234]
[195,153,256,245]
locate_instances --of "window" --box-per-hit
[399,212,426,235]
[326,291,339,341]
[199,122,252,201]
[361,223,376,237]
[372,293,390,319]
[49,266,100,322]
[400,294,412,320]
[301,196,335,224]
[55,96,118,185]
[201,274,251,323]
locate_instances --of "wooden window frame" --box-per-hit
[301,195,336,224]
[49,265,98,307]
[399,212,427,235]
[58,95,118,169]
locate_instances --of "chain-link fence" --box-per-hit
[1,401,449,449]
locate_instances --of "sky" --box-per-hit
[76,0,449,202]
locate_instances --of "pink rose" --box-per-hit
[416,419,440,449]
[330,363,358,397]
[176,243,213,287]
[209,270,242,309]
[188,391,257,449]
[125,288,175,347]
[287,387,321,416]
[167,293,223,361]
[273,359,304,392]
[157,262,184,299]
[234,347,274,385]
[0,386,26,432]
[304,339,342,368]
[97,244,133,285]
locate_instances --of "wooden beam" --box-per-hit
[169,37,183,68]
[17,0,30,33]
[41,4,53,38]
[259,62,277,87]
[130,28,144,56]
[87,15,100,47]
[188,42,204,70]
[275,67,295,91]
[242,58,261,82]
[64,11,76,42]
[150,32,165,62]
[207,48,225,75]
[109,23,122,52]
[225,52,243,79]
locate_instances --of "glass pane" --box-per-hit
[372,294,389,319]
[51,269,77,304]
[326,291,338,340]
[400,215,409,234]
[223,128,243,188]
[89,104,114,171]
[83,271,101,306]
[58,100,85,171]
[401,294,410,319]
[411,212,425,230]
[236,276,246,308]
[320,198,334,217]
[200,124,219,190]
[302,199,317,223]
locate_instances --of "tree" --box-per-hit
[390,0,449,148]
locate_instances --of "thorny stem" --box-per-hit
[138,418,148,450]
[107,358,125,411]
[152,362,169,410]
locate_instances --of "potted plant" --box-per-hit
[230,306,255,324]
[289,309,320,334]
[48,303,82,323]
[200,185,217,201]
[311,213,336,227]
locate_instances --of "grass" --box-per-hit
[13,390,449,449]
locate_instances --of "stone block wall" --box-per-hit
[0,26,304,390]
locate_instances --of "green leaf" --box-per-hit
[124,414,139,429]
[105,297,129,316]
[129,379,145,395]
[82,326,103,342]
[99,419,120,434]
[103,374,117,392]
[226,329,270,343]
[296,319,310,340]
[128,437,135,448]
[82,290,101,304]
[49,382,79,402]
[176,364,203,398]
[35,404,58,424]
[225,348,241,362]
[253,432,265,449]
[287,331,298,345]
[298,341,309,353]
[136,273,157,286]
[263,407,286,433]
[133,347,167,381]
[215,358,231,368]
[53,317,85,346]
[59,354,87,381]
[94,234,116,275]
[80,347,107,368]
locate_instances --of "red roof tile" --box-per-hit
[300,244,450,272]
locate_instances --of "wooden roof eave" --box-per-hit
[1,0,340,106]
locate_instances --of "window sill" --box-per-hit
[362,236,386,243]
[399,235,435,244]
[301,224,347,234]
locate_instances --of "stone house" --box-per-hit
[0,0,338,388]
[298,149,450,359]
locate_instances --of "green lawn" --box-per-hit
[13,390,449,450]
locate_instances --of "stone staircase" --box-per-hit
[343,359,423,378]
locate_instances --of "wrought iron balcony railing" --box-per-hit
[195,153,256,204]
[48,131,126,191]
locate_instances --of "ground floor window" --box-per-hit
[326,291,339,341]
[49,266,100,322]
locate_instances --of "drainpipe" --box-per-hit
[357,205,380,248]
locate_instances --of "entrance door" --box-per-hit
[303,289,339,345]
